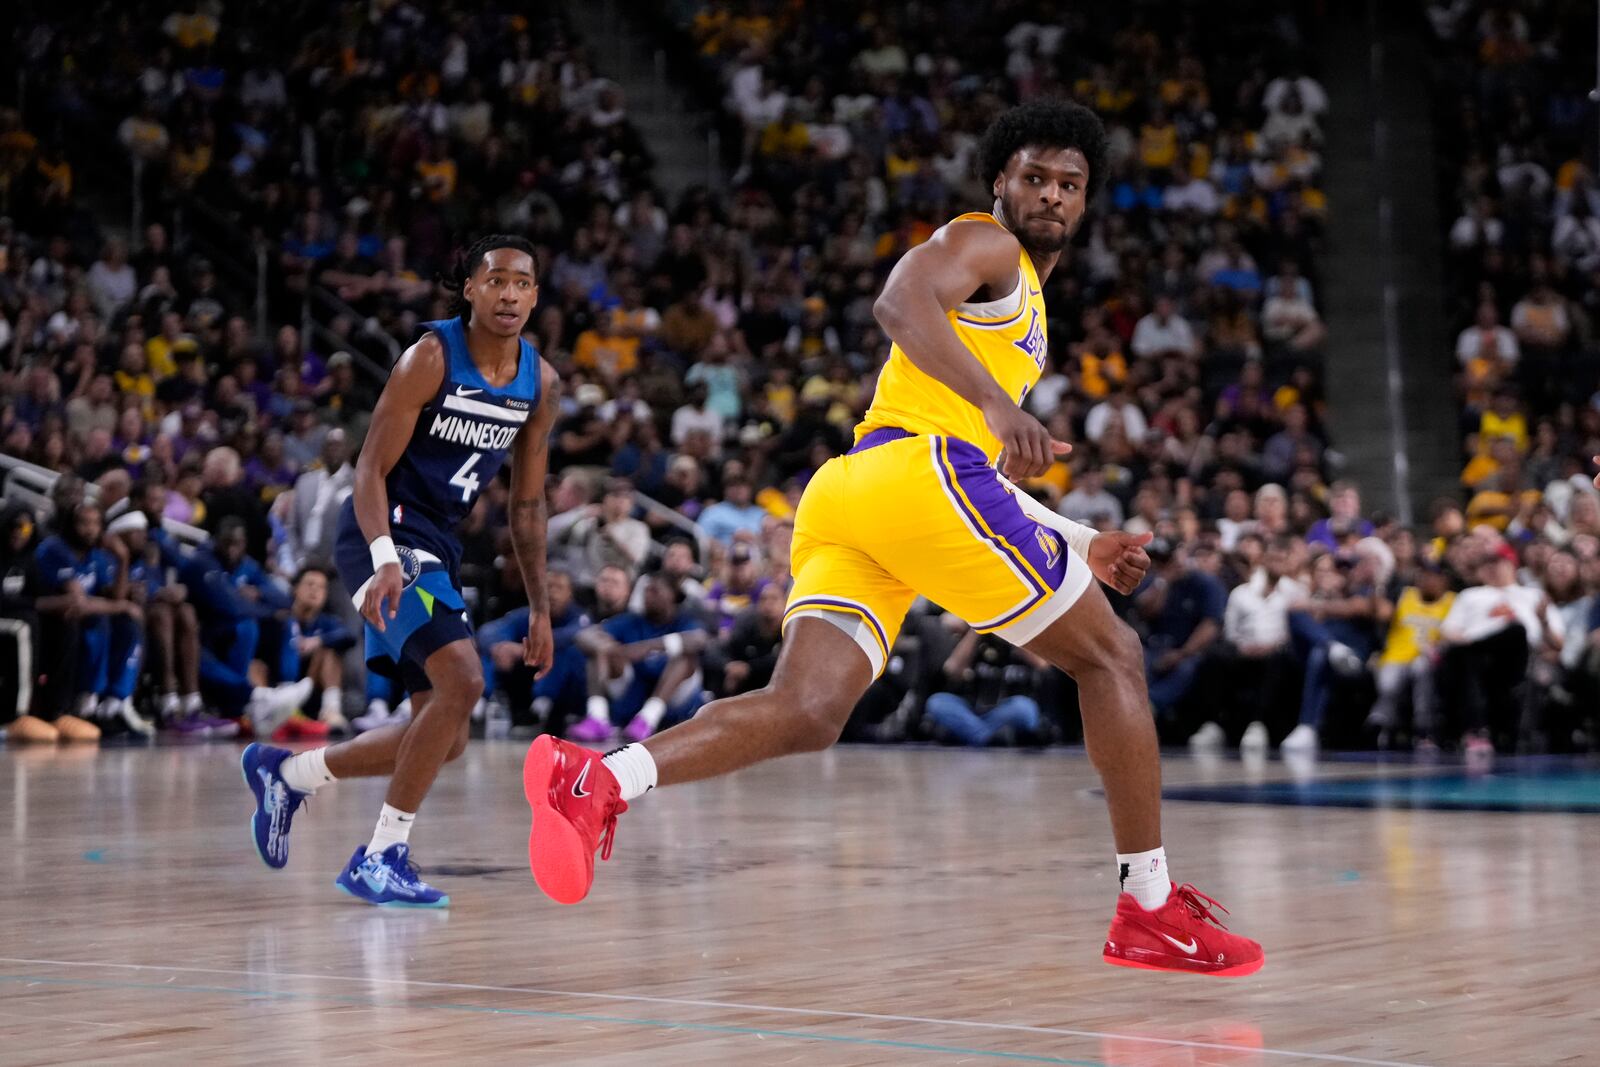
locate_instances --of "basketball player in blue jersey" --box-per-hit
[242,235,560,907]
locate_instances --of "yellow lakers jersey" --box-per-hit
[858,212,1049,463]
[1379,587,1455,666]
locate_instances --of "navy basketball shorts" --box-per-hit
[335,536,473,695]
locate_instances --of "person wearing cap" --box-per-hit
[1368,558,1455,750]
[704,541,769,637]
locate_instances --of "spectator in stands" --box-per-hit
[1059,465,1125,529]
[182,517,310,730]
[704,542,769,637]
[279,565,355,735]
[0,503,97,741]
[479,568,590,734]
[698,473,766,545]
[565,477,650,583]
[1130,293,1199,361]
[710,581,786,698]
[1137,540,1226,731]
[1288,550,1390,750]
[1198,537,1304,750]
[283,428,354,571]
[1441,552,1566,754]
[925,620,1050,747]
[1368,557,1454,749]
[31,500,151,735]
[570,570,708,743]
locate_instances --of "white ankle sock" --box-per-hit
[1117,846,1170,910]
[320,688,342,720]
[635,696,667,728]
[182,692,203,715]
[367,804,415,856]
[281,747,337,794]
[602,744,657,801]
[585,695,610,723]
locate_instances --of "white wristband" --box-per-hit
[662,632,684,657]
[369,536,400,570]
[1000,472,1097,558]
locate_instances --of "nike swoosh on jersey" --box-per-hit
[455,386,484,397]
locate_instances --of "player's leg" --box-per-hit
[638,618,873,783]
[906,435,1261,975]
[1022,584,1160,854]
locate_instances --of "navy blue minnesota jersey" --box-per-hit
[385,316,542,535]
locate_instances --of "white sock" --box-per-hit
[1117,846,1170,911]
[320,688,342,720]
[367,803,415,857]
[281,747,337,794]
[635,696,667,728]
[585,695,610,723]
[367,698,390,717]
[182,692,203,715]
[602,744,657,801]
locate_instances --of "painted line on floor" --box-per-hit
[0,974,1103,1066]
[0,957,1438,1067]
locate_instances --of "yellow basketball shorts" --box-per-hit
[785,428,1092,676]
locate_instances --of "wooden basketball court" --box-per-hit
[2,741,1592,1065]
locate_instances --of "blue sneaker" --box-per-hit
[241,743,307,869]
[334,843,451,908]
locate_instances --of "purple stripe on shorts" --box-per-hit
[849,426,915,455]
[938,437,1068,599]
[786,596,889,653]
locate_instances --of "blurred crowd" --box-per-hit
[0,1,1595,754]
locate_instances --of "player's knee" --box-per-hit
[786,688,850,753]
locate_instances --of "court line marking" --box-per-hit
[0,975,1103,1066]
[0,957,1436,1067]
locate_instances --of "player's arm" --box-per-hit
[873,220,1062,478]
[622,628,711,662]
[352,334,446,630]
[508,359,563,678]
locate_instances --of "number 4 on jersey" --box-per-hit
[450,452,483,502]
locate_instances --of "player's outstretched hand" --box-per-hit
[984,396,1069,481]
[362,562,404,632]
[523,610,554,680]
[1087,529,1154,595]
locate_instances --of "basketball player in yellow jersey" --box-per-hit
[525,101,1263,976]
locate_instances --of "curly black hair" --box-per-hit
[441,234,541,318]
[975,100,1109,202]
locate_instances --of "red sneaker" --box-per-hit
[523,735,627,904]
[272,712,331,743]
[1102,883,1264,977]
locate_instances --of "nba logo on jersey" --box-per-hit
[392,504,405,524]
[1013,307,1046,369]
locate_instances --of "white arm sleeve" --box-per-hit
[999,473,1097,561]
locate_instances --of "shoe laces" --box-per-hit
[597,801,624,861]
[386,848,427,889]
[1173,883,1231,931]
